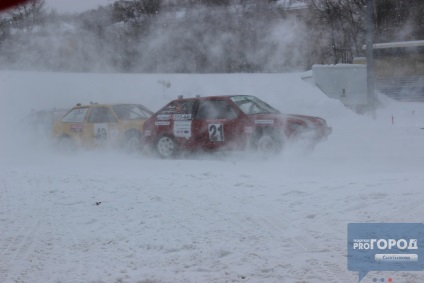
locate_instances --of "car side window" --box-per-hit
[88,107,117,123]
[127,106,150,119]
[196,100,237,120]
[61,108,88,123]
[112,105,151,120]
[159,100,195,115]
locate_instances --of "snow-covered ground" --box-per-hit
[1,71,424,283]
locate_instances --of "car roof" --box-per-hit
[72,103,146,108]
[172,95,249,102]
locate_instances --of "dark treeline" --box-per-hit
[1,0,414,73]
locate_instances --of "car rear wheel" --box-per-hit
[57,136,75,151]
[156,136,178,158]
[124,130,142,153]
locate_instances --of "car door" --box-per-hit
[58,107,89,142]
[192,99,242,150]
[84,106,119,147]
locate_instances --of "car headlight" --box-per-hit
[289,122,307,132]
[144,129,151,137]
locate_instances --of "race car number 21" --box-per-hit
[209,123,224,142]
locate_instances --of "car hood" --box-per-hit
[249,113,329,130]
[249,113,325,122]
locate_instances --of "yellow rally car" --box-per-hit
[52,103,153,151]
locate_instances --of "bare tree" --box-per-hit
[7,0,45,32]
[111,0,162,23]
[374,0,424,42]
[309,0,365,63]
[0,17,11,44]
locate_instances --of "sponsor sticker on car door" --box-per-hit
[174,121,192,139]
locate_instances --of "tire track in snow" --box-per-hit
[57,219,92,283]
[46,177,104,283]
[0,175,45,282]
[0,176,37,280]
[6,215,47,283]
[250,216,356,282]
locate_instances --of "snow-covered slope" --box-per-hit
[1,71,424,283]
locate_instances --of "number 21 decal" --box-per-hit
[208,123,224,142]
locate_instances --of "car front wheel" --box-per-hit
[156,136,178,158]
[256,134,282,155]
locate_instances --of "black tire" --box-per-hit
[252,128,284,155]
[256,134,282,154]
[124,130,142,153]
[156,135,178,159]
[56,135,76,151]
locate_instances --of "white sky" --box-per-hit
[44,0,113,13]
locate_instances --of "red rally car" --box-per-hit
[143,95,332,158]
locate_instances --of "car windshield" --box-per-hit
[230,96,280,115]
[112,105,152,120]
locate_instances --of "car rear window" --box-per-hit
[61,108,88,123]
